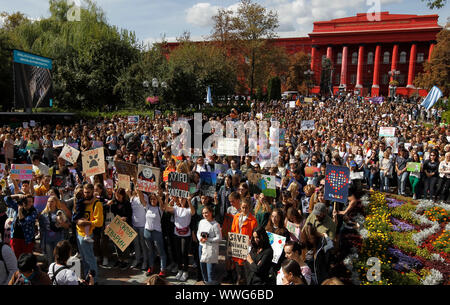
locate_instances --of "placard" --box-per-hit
[286,221,300,243]
[167,172,189,198]
[22,122,29,129]
[337,119,344,124]
[404,143,412,151]
[81,147,105,177]
[214,164,229,174]
[304,97,313,103]
[385,136,398,154]
[200,172,217,198]
[128,115,139,124]
[217,138,240,156]
[34,196,49,213]
[114,161,138,178]
[289,101,296,108]
[305,167,320,178]
[52,175,66,189]
[269,127,279,145]
[228,232,249,260]
[11,164,33,180]
[267,231,286,264]
[59,144,80,164]
[379,127,395,137]
[259,175,276,198]
[136,164,160,193]
[117,174,130,190]
[279,128,286,146]
[301,120,315,131]
[68,143,79,150]
[105,216,137,252]
[29,120,36,127]
[406,162,421,172]
[324,165,350,204]
[52,140,64,148]
[92,141,103,149]
[350,171,364,180]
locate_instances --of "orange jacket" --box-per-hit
[230,212,258,265]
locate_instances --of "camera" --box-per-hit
[200,232,209,239]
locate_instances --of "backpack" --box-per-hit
[50,263,72,285]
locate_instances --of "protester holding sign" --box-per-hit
[407,152,422,199]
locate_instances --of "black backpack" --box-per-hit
[50,263,73,285]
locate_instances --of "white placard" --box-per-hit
[59,144,80,164]
[29,120,36,127]
[379,127,395,137]
[301,120,315,131]
[289,101,296,108]
[217,138,240,156]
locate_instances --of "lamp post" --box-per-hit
[304,69,314,97]
[144,78,168,111]
[388,70,400,101]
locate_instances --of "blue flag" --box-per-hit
[206,86,213,105]
[421,86,443,111]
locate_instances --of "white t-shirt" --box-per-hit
[276,265,312,285]
[48,263,79,285]
[174,205,191,237]
[131,194,148,228]
[196,219,222,244]
[145,204,163,232]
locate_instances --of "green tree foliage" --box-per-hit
[421,0,447,9]
[285,51,310,92]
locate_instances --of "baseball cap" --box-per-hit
[312,202,327,216]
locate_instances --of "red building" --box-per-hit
[167,12,442,97]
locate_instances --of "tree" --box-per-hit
[285,51,310,91]
[415,29,449,96]
[421,0,447,9]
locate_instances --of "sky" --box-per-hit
[0,0,448,46]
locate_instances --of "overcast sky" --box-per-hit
[1,0,448,45]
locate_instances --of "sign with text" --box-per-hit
[105,216,137,252]
[324,165,350,204]
[114,161,138,178]
[406,162,421,172]
[11,164,33,180]
[128,116,139,125]
[81,147,105,177]
[68,142,79,150]
[379,127,395,137]
[200,172,217,198]
[385,136,398,154]
[52,140,64,148]
[267,231,286,264]
[214,164,229,174]
[304,97,313,103]
[286,221,301,243]
[301,120,315,131]
[136,164,160,193]
[228,232,249,260]
[217,138,240,156]
[92,141,103,149]
[117,174,130,190]
[259,175,276,197]
[34,196,49,213]
[59,144,80,164]
[168,172,189,198]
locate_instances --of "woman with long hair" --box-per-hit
[379,150,393,192]
[281,259,307,285]
[265,208,289,239]
[423,149,440,201]
[245,226,273,285]
[408,152,422,199]
[277,241,311,285]
[254,194,272,228]
[39,196,70,264]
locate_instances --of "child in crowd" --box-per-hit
[72,200,94,243]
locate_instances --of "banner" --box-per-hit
[105,216,137,252]
[305,167,320,178]
[52,140,64,148]
[324,165,350,204]
[34,196,49,213]
[52,175,66,189]
[406,162,421,172]
[11,164,33,180]
[379,127,395,137]
[114,161,138,178]
[168,172,189,198]
[217,138,240,156]
[301,120,315,131]
[136,165,160,193]
[81,147,105,177]
[23,122,29,129]
[228,232,249,260]
[128,116,139,124]
[267,231,286,264]
[279,128,286,146]
[117,174,130,190]
[200,172,217,198]
[13,50,53,109]
[59,144,80,165]
[286,221,300,243]
[385,137,398,153]
[304,97,313,103]
[259,175,276,198]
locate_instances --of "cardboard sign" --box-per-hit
[128,116,139,124]
[200,172,217,198]
[52,175,66,189]
[81,147,105,177]
[385,137,398,154]
[105,216,137,252]
[136,164,160,193]
[34,196,49,213]
[168,172,189,198]
[406,162,421,172]
[11,164,33,180]
[289,101,296,108]
[22,122,29,129]
[52,140,64,148]
[259,175,276,197]
[217,138,240,156]
[286,221,301,242]
[59,144,80,165]
[404,143,412,151]
[68,143,79,150]
[304,97,313,103]
[117,174,130,190]
[305,167,320,178]
[301,120,315,131]
[114,161,138,178]
[379,127,395,137]
[92,141,103,149]
[267,231,286,264]
[324,165,350,204]
[228,232,249,260]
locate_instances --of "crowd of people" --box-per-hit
[0,95,449,286]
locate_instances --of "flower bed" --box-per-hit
[345,193,450,285]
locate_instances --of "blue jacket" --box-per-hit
[4,196,38,244]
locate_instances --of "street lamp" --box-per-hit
[144,78,168,110]
[304,69,314,97]
[388,70,400,101]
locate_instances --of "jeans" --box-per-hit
[409,176,420,196]
[133,227,149,267]
[175,235,191,271]
[199,244,218,285]
[364,168,376,189]
[424,176,439,199]
[43,232,64,264]
[144,229,167,271]
[76,232,98,283]
[397,171,409,195]
[380,172,389,192]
